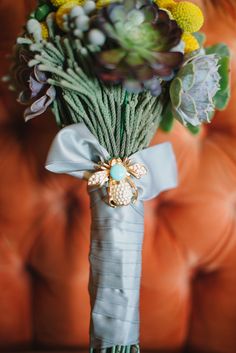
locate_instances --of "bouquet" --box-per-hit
[5,0,230,352]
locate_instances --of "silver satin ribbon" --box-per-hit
[45,123,178,349]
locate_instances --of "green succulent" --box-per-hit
[91,0,183,95]
[170,54,221,126]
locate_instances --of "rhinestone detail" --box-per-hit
[129,163,147,179]
[88,171,108,186]
[110,180,133,206]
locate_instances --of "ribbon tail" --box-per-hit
[131,142,178,201]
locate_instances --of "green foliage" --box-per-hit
[160,102,174,132]
[170,77,182,108]
[206,43,230,57]
[193,32,206,47]
[186,123,200,135]
[206,43,230,110]
[35,4,52,21]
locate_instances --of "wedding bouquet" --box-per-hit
[5,0,230,352]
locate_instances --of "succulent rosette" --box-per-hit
[8,44,55,121]
[170,54,221,126]
[23,67,56,121]
[88,0,184,94]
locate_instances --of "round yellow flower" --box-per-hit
[51,0,71,6]
[155,0,176,11]
[56,0,83,29]
[41,22,49,40]
[182,33,199,53]
[96,0,111,8]
[171,1,204,33]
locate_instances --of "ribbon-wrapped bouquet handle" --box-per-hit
[46,123,177,351]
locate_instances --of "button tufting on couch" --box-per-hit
[1,1,236,353]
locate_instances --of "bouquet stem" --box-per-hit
[90,344,140,353]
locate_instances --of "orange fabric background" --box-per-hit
[0,1,236,352]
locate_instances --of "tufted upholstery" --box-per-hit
[1,1,236,352]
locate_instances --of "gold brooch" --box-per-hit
[88,158,147,207]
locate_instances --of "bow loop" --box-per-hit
[46,123,110,179]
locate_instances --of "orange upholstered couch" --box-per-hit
[0,1,236,352]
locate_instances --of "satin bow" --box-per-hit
[45,123,178,200]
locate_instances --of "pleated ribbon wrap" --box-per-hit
[46,123,178,350]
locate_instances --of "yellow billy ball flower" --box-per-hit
[41,22,49,40]
[182,33,199,53]
[96,0,111,9]
[155,0,176,11]
[56,0,83,29]
[171,1,204,33]
[51,0,71,6]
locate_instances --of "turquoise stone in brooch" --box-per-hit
[110,164,127,181]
